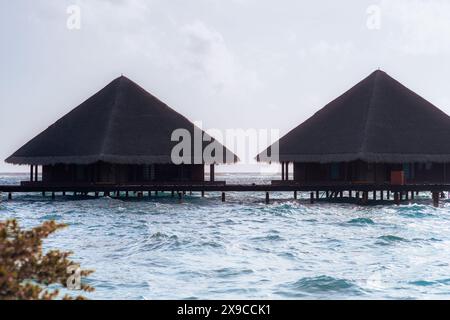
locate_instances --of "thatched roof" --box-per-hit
[257,70,450,164]
[6,76,238,165]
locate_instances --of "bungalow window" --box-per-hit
[150,164,155,181]
[143,165,150,181]
[76,165,86,182]
[403,163,411,180]
[142,165,156,181]
[330,163,340,180]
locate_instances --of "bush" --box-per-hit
[0,219,94,300]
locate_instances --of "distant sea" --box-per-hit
[1,173,450,299]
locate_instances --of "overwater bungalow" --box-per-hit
[257,70,450,186]
[6,76,237,186]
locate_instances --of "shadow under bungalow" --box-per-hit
[6,76,238,186]
[258,70,450,190]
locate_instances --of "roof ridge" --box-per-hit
[359,71,380,155]
[99,77,124,157]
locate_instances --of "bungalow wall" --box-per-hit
[42,162,205,184]
[293,161,450,184]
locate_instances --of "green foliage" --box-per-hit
[0,219,94,300]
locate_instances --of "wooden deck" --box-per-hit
[1,182,450,192]
[1,182,449,206]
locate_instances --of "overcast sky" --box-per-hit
[2,0,450,172]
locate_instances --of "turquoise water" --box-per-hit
[1,173,450,299]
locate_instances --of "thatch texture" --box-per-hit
[257,70,450,163]
[6,76,238,165]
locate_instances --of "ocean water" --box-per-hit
[1,173,450,300]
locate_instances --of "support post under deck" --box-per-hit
[394,192,400,205]
[210,164,215,182]
[285,162,289,181]
[432,192,440,207]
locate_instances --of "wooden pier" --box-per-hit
[0,183,448,206]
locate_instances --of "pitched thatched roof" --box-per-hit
[6,76,238,165]
[257,70,450,164]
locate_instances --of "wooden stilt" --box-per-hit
[265,192,270,204]
[51,192,55,200]
[394,192,400,205]
[126,191,129,198]
[62,191,66,196]
[30,165,34,182]
[380,191,383,201]
[42,191,45,197]
[310,192,314,204]
[285,162,289,181]
[349,190,352,198]
[221,192,225,202]
[326,191,329,198]
[294,190,297,200]
[34,165,38,181]
[411,191,414,200]
[171,190,174,197]
[8,192,12,200]
[281,162,285,181]
[432,192,440,207]
[201,190,205,197]
[316,190,319,199]
[387,191,390,200]
[373,190,376,200]
[405,191,409,200]
[95,192,99,197]
[210,164,215,182]
[362,191,368,204]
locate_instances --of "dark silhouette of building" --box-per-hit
[6,76,237,185]
[258,70,450,185]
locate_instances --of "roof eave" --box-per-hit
[256,152,450,164]
[5,154,239,166]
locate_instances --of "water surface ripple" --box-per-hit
[1,173,450,299]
